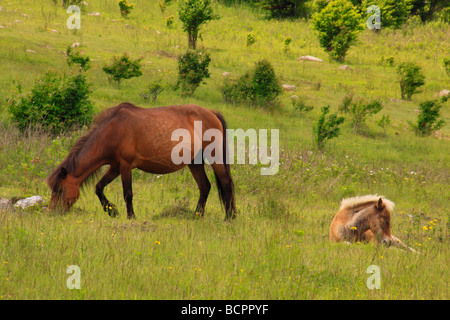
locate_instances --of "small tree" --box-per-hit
[177,50,211,97]
[103,53,143,88]
[397,62,425,100]
[376,114,391,137]
[178,0,220,50]
[339,94,383,134]
[312,0,363,61]
[261,0,310,19]
[361,0,412,29]
[313,105,345,150]
[413,99,446,136]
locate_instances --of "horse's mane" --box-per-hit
[339,194,395,212]
[47,102,137,192]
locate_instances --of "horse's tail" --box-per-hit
[211,111,236,217]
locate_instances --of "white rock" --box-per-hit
[71,42,81,48]
[339,65,351,70]
[88,11,101,17]
[222,72,231,77]
[14,20,22,23]
[282,84,297,91]
[26,49,36,53]
[438,89,449,97]
[297,55,324,62]
[14,196,43,209]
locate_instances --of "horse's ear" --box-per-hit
[375,197,383,210]
[60,167,68,179]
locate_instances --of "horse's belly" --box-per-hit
[135,160,186,174]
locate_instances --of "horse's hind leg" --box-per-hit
[188,163,211,216]
[95,166,120,217]
[211,163,236,221]
[120,166,135,219]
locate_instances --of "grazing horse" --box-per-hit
[47,103,236,220]
[330,195,416,252]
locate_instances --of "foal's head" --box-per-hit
[47,166,80,211]
[368,197,393,244]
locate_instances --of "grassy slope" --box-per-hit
[0,1,449,299]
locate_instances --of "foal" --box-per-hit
[330,195,416,252]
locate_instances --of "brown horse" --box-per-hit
[330,195,416,252]
[47,103,236,220]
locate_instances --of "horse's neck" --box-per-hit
[71,142,106,184]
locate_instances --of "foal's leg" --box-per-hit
[95,166,120,217]
[120,166,135,219]
[188,163,211,216]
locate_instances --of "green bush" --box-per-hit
[221,59,282,107]
[338,94,383,134]
[140,80,164,103]
[66,45,90,71]
[312,0,363,61]
[8,70,94,135]
[313,105,345,150]
[118,0,134,18]
[261,0,310,19]
[413,99,446,136]
[376,114,391,137]
[444,58,450,77]
[397,62,425,100]
[177,50,211,97]
[361,0,412,29]
[103,53,143,88]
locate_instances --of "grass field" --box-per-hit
[0,0,449,300]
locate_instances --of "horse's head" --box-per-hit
[48,167,80,211]
[369,197,393,244]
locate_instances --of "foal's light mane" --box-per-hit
[340,194,395,213]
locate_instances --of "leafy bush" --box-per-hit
[178,0,220,49]
[291,96,313,115]
[444,58,450,77]
[413,99,446,136]
[312,0,363,61]
[313,105,344,150]
[338,94,383,134]
[397,62,425,100]
[221,59,282,107]
[376,114,391,137]
[8,70,94,135]
[140,80,164,103]
[261,0,310,19]
[118,0,134,18]
[247,33,257,46]
[66,45,90,71]
[103,53,143,88]
[361,0,412,29]
[177,50,211,97]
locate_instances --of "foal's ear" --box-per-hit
[59,167,68,179]
[375,197,383,210]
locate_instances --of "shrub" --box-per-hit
[8,70,94,135]
[140,80,164,103]
[413,99,446,136]
[66,45,90,71]
[177,50,211,97]
[221,59,282,107]
[103,53,143,88]
[261,0,310,19]
[312,0,363,61]
[118,0,134,18]
[444,58,450,77]
[178,0,220,50]
[291,96,313,115]
[313,105,345,150]
[361,0,412,29]
[247,33,257,47]
[376,114,391,137]
[338,94,383,134]
[397,62,425,100]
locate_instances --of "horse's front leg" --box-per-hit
[95,166,120,217]
[120,166,135,219]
